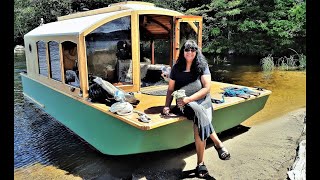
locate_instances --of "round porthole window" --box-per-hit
[29,44,32,52]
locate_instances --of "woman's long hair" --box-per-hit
[175,40,208,76]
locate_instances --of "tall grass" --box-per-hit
[298,54,306,70]
[261,48,306,72]
[260,54,275,79]
[277,55,297,71]
[213,56,227,64]
[260,54,275,72]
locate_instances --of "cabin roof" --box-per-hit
[24,2,181,38]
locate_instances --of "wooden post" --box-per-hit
[45,42,51,78]
[174,17,180,64]
[78,35,89,98]
[131,11,140,92]
[59,43,65,84]
[151,40,155,64]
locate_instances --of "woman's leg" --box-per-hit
[194,125,209,177]
[194,124,206,165]
[209,132,224,148]
[210,132,231,160]
[203,107,224,148]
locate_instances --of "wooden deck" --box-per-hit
[89,81,271,130]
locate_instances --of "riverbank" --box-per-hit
[14,108,306,180]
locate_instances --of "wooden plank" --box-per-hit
[174,17,180,62]
[198,18,203,49]
[21,73,81,98]
[59,43,65,83]
[131,11,140,92]
[45,42,51,78]
[151,40,155,64]
[175,15,203,21]
[77,35,89,98]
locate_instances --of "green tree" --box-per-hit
[14,0,306,57]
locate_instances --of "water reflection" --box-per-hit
[14,54,306,179]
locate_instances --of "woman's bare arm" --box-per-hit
[178,74,211,106]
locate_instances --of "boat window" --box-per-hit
[48,41,62,81]
[62,41,79,87]
[36,41,48,77]
[85,16,132,85]
[154,39,170,64]
[178,21,199,49]
[139,15,172,87]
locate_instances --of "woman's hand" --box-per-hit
[177,97,191,107]
[163,107,170,115]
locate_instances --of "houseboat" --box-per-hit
[21,1,271,155]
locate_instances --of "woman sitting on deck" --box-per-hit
[162,40,230,178]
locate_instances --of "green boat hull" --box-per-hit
[21,75,269,155]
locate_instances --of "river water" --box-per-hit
[14,53,306,179]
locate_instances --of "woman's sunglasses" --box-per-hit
[184,48,197,52]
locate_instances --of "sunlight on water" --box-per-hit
[233,70,306,126]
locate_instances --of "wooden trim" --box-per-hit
[174,17,180,62]
[173,15,203,61]
[198,19,203,49]
[59,43,65,83]
[45,42,51,78]
[116,85,135,91]
[34,40,40,75]
[174,15,203,21]
[131,11,140,92]
[82,11,132,36]
[78,35,89,98]
[22,73,81,98]
[177,19,198,34]
[151,40,155,64]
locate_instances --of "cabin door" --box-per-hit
[173,16,203,64]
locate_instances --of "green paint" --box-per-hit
[21,75,269,155]
[213,96,269,133]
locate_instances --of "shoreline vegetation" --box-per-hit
[260,48,306,72]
